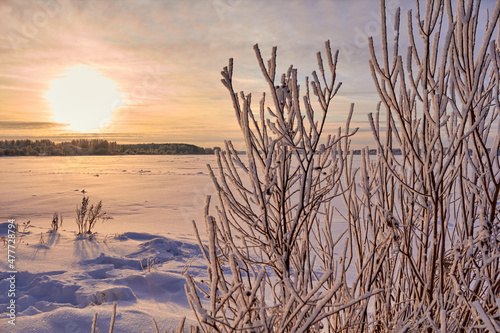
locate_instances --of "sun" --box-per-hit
[45,65,122,132]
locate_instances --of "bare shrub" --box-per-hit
[75,196,112,236]
[184,41,385,332]
[365,0,500,330]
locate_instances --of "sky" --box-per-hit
[0,0,495,148]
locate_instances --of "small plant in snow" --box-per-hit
[15,221,30,249]
[140,258,155,273]
[75,196,112,236]
[39,232,45,245]
[50,212,62,232]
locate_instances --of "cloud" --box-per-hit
[0,121,66,129]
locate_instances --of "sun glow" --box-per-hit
[45,65,122,132]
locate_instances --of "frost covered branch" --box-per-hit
[186,41,372,332]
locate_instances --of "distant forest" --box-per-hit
[0,139,218,156]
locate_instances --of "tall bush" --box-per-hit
[184,41,383,332]
[365,0,500,330]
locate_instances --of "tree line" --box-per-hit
[0,139,218,156]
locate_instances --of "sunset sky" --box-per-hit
[0,0,494,148]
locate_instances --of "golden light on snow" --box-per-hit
[45,65,122,132]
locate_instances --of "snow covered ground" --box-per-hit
[0,155,218,332]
